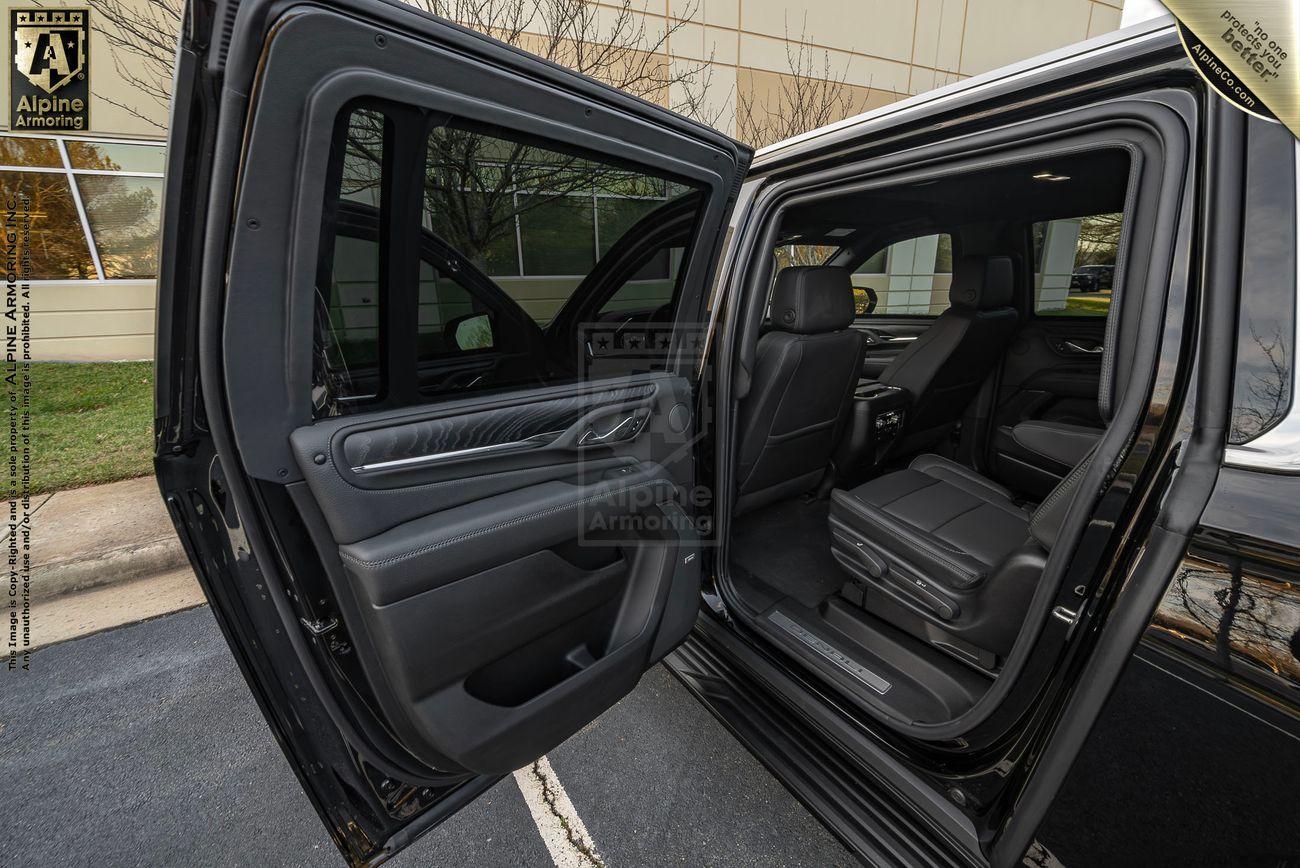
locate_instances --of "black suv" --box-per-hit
[156,2,1300,865]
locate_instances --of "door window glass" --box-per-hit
[421,122,697,328]
[315,108,705,413]
[853,233,953,316]
[596,245,685,317]
[1032,212,1123,317]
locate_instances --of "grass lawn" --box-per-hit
[1039,293,1111,317]
[30,362,154,495]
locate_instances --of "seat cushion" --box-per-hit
[829,454,1030,591]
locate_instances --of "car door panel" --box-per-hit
[991,319,1106,494]
[854,320,932,379]
[219,6,741,484]
[286,372,697,776]
[155,0,748,856]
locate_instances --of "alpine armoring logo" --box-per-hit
[9,8,89,131]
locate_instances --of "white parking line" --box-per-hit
[513,756,605,867]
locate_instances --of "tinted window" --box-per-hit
[315,108,703,414]
[1033,212,1122,317]
[317,110,385,405]
[853,233,953,316]
[1230,121,1295,445]
[597,245,684,318]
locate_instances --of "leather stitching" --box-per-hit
[1030,451,1095,544]
[838,493,983,584]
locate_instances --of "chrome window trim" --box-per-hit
[1224,141,1300,473]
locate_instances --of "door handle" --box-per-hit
[1063,340,1103,355]
[578,411,647,446]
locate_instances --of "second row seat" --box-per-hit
[829,451,1093,669]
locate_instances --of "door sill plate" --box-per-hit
[768,610,892,695]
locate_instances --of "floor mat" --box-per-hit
[730,497,846,608]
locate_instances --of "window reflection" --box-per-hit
[75,175,162,279]
[0,170,98,279]
[1229,120,1295,445]
[65,140,166,174]
[0,135,165,281]
[0,135,61,168]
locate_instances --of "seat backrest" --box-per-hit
[735,266,865,514]
[879,254,1019,453]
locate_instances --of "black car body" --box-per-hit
[154,3,1300,865]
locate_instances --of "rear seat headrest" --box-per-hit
[770,266,856,334]
[948,255,1014,310]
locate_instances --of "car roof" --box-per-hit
[751,16,1182,171]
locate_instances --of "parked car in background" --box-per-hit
[1071,263,1115,292]
[155,2,1300,865]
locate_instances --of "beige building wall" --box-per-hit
[4,0,1124,361]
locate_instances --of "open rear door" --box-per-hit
[154,0,750,861]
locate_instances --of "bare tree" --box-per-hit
[1074,212,1123,266]
[736,22,874,148]
[1230,323,1291,443]
[85,0,184,129]
[88,0,718,129]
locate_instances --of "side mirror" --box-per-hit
[446,311,495,351]
[853,285,878,316]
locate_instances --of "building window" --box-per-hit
[853,233,954,316]
[0,133,165,282]
[0,170,97,278]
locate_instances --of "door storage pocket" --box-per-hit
[464,596,623,707]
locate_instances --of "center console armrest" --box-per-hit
[829,382,910,486]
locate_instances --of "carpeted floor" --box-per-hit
[729,497,846,608]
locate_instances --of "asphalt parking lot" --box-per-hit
[0,606,855,867]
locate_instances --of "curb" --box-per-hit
[32,536,190,603]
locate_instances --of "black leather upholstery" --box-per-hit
[829,443,1106,663]
[831,455,1030,592]
[1009,420,1102,474]
[830,451,1077,662]
[736,267,864,514]
[769,266,856,334]
[946,255,1014,309]
[879,255,1019,454]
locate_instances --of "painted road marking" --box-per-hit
[513,756,605,867]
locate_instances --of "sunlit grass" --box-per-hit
[28,362,153,494]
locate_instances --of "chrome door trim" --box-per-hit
[351,430,564,473]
